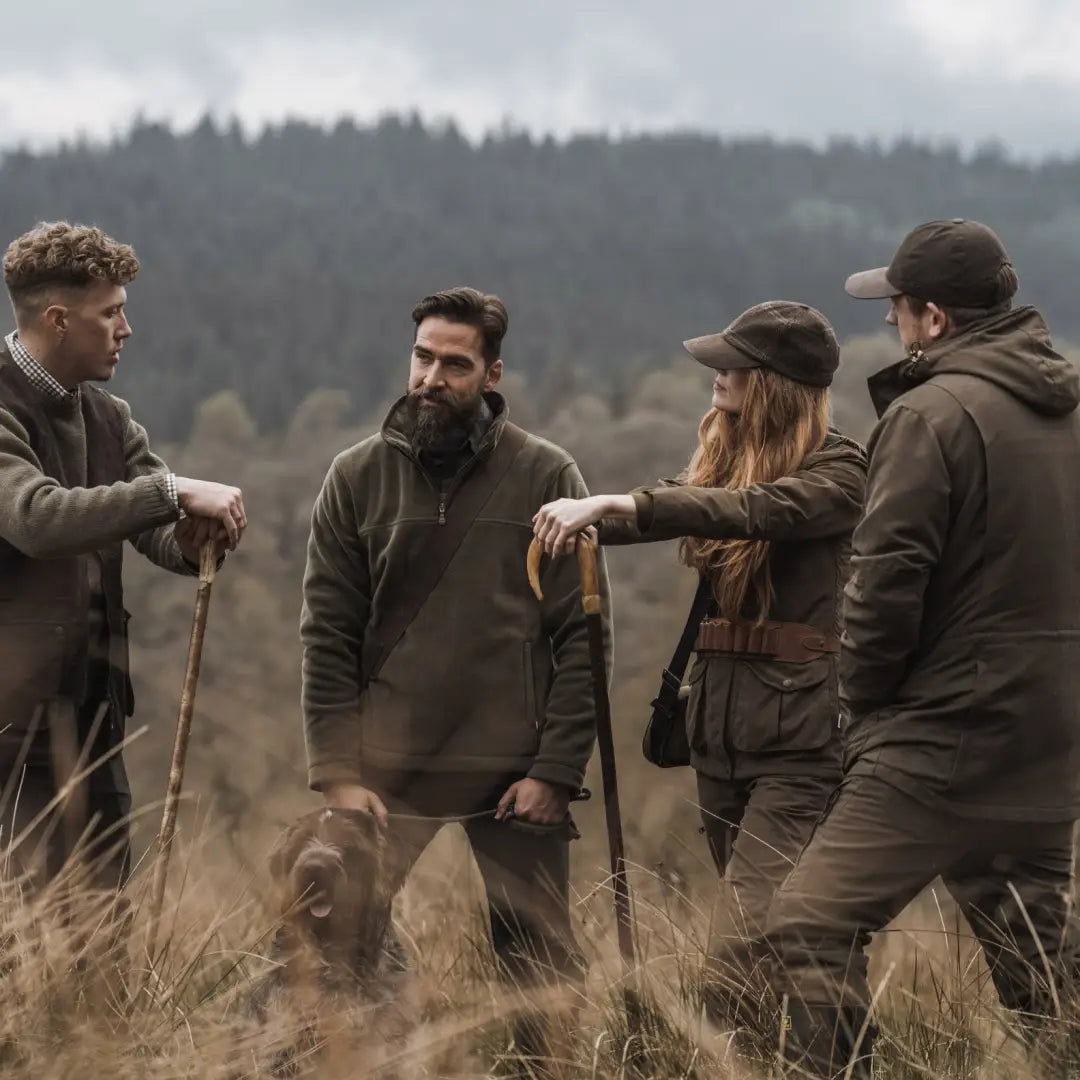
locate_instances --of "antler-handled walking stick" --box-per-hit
[144,540,219,973]
[528,537,636,980]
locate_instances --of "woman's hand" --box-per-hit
[533,494,634,556]
[533,496,608,556]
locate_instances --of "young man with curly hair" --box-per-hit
[0,220,247,893]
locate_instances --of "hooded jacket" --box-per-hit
[841,306,1080,820]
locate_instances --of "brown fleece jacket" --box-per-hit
[300,393,612,793]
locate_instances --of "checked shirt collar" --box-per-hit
[4,330,80,403]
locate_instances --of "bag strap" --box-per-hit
[653,575,713,708]
[362,422,528,687]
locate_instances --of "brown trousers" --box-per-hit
[696,771,838,1031]
[1,695,131,894]
[372,777,583,986]
[766,773,1079,1077]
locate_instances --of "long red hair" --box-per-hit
[680,367,830,621]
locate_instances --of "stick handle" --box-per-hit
[526,536,600,608]
[576,538,601,613]
[144,542,218,969]
[527,538,543,600]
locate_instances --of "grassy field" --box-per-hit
[7,352,1074,1077]
[0,802,1070,1080]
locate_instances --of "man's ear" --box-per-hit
[42,302,68,335]
[484,358,503,391]
[925,302,949,341]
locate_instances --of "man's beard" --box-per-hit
[405,387,484,453]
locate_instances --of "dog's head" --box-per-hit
[269,808,388,956]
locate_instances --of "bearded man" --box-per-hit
[300,286,610,1000]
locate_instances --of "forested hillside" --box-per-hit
[2,115,1079,440]
[5,113,1080,872]
[5,121,1080,1075]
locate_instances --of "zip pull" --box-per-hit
[437,492,446,525]
[903,340,927,377]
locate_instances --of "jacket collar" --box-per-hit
[381,390,508,465]
[3,331,80,404]
[864,306,1050,419]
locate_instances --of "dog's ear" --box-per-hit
[325,807,385,861]
[353,807,383,844]
[268,817,313,882]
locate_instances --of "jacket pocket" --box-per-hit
[523,642,539,731]
[0,622,66,739]
[121,609,135,717]
[728,657,836,753]
[685,656,710,756]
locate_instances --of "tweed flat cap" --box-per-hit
[683,300,840,388]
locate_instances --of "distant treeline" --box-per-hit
[2,115,1079,440]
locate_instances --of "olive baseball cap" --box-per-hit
[845,218,1018,307]
[683,300,840,388]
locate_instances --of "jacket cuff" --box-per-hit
[632,490,655,533]
[527,760,584,792]
[149,473,183,522]
[308,759,365,792]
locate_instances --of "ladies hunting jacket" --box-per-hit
[602,431,867,781]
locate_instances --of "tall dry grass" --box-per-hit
[1,803,1076,1079]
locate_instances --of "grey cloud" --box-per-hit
[4,0,1079,157]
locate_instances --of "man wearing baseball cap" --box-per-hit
[768,220,1080,1076]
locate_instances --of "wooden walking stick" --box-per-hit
[144,540,219,971]
[527,538,637,981]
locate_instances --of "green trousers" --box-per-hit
[696,771,838,1033]
[766,773,1079,1077]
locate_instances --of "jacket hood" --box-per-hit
[867,306,1080,420]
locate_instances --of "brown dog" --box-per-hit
[247,807,414,1075]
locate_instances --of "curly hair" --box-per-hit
[3,221,139,316]
[411,286,508,367]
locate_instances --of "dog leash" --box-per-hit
[374,787,591,837]
[384,807,499,824]
[384,808,581,840]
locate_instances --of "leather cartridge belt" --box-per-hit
[695,618,840,664]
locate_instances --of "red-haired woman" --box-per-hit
[532,301,867,1038]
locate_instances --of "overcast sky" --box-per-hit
[3,0,1079,158]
